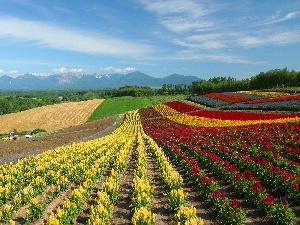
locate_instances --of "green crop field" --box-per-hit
[87,95,187,122]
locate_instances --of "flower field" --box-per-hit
[1,97,300,224]
[188,91,300,111]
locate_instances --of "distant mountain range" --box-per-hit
[0,71,200,90]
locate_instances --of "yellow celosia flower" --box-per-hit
[47,213,60,225]
[132,207,156,225]
[153,103,300,127]
[56,208,64,219]
[9,219,16,225]
[185,217,205,225]
[32,197,39,205]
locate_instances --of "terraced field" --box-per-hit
[1,93,300,225]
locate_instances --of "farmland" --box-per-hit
[0,92,300,224]
[0,99,104,134]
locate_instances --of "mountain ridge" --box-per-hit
[0,71,201,90]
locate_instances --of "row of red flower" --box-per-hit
[201,92,300,104]
[164,101,300,121]
[139,108,246,224]
[139,106,299,224]
[203,93,255,103]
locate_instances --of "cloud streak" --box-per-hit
[103,66,136,73]
[0,17,154,57]
[52,67,86,74]
[0,69,19,75]
[139,0,214,33]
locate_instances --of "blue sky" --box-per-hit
[0,0,299,79]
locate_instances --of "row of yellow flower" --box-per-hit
[153,104,300,127]
[0,110,139,224]
[131,134,156,225]
[143,133,204,224]
[0,129,124,206]
[0,132,128,222]
[0,142,117,223]
[87,110,139,225]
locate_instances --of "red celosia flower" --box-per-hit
[213,190,221,199]
[272,166,282,173]
[263,195,274,205]
[213,190,225,200]
[192,166,201,175]
[231,199,240,208]
[282,172,293,180]
[253,181,263,191]
[234,173,243,182]
[246,170,254,179]
[282,198,289,205]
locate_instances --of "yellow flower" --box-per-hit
[132,207,156,225]
[3,203,12,212]
[32,197,39,205]
[25,208,30,216]
[185,217,205,225]
[9,219,16,225]
[56,208,64,219]
[47,213,60,225]
[88,216,106,225]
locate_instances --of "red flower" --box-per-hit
[234,173,243,182]
[272,166,282,173]
[263,195,274,205]
[213,190,225,200]
[246,169,254,179]
[201,176,215,185]
[282,198,289,205]
[253,181,263,191]
[231,199,240,208]
[282,172,293,180]
[290,161,298,167]
[192,166,201,175]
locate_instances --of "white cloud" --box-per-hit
[53,67,85,74]
[139,0,214,33]
[237,30,300,48]
[286,11,300,19]
[53,67,68,74]
[0,69,19,75]
[0,17,154,57]
[257,11,300,26]
[70,68,85,73]
[103,66,136,73]
[10,70,19,74]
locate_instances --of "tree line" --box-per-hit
[190,68,300,94]
[0,68,299,115]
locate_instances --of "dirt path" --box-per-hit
[110,148,136,225]
[145,150,173,224]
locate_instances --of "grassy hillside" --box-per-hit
[87,95,187,122]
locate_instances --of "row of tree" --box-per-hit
[0,68,299,115]
[190,68,300,94]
